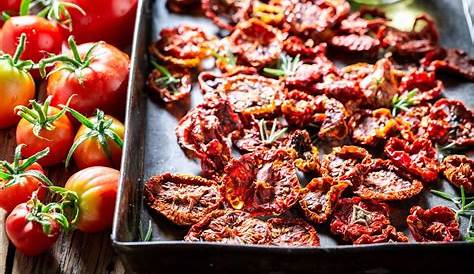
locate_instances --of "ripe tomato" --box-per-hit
[63,0,138,47]
[64,166,119,233]
[0,16,63,64]
[42,37,130,117]
[16,97,75,167]
[6,202,60,256]
[0,0,21,16]
[0,34,35,129]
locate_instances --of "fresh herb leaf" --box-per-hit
[258,119,287,145]
[431,187,474,220]
[391,88,418,116]
[151,61,180,93]
[264,54,302,77]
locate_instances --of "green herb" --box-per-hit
[431,186,474,220]
[258,119,287,145]
[139,220,153,241]
[466,216,474,242]
[391,88,418,116]
[263,54,302,77]
[151,61,180,93]
[212,48,237,67]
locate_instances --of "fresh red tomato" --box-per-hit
[16,97,75,167]
[0,146,51,213]
[0,16,63,64]
[42,37,130,117]
[63,0,138,47]
[6,202,60,256]
[0,0,21,15]
[0,34,35,129]
[64,166,119,233]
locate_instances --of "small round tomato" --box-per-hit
[6,202,60,256]
[16,97,75,167]
[64,166,119,233]
[0,0,20,16]
[0,34,35,129]
[0,145,52,213]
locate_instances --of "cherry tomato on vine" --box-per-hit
[15,96,75,167]
[64,166,119,233]
[65,108,124,169]
[0,33,35,129]
[0,145,52,213]
[40,36,130,117]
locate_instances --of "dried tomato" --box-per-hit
[330,34,380,56]
[321,145,371,180]
[284,56,338,92]
[185,210,271,244]
[146,64,192,103]
[281,90,317,128]
[348,159,424,201]
[338,8,387,35]
[150,25,216,67]
[252,1,285,26]
[222,148,300,216]
[330,197,407,244]
[198,67,257,94]
[349,108,397,146]
[384,137,439,182]
[233,118,288,153]
[229,18,284,68]
[312,95,349,142]
[283,36,327,61]
[395,103,431,141]
[398,69,442,103]
[342,62,375,81]
[442,155,474,193]
[202,0,253,31]
[299,177,349,224]
[280,129,320,173]
[144,173,222,225]
[407,206,460,242]
[268,218,320,246]
[315,75,364,103]
[426,48,474,81]
[427,99,474,147]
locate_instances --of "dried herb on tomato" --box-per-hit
[407,206,460,242]
[268,217,320,246]
[147,62,192,103]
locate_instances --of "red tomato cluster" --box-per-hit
[0,0,135,256]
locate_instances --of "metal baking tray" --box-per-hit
[112,0,474,273]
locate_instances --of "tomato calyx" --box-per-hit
[39,36,98,81]
[31,0,86,31]
[0,144,52,188]
[15,95,72,138]
[64,108,124,168]
[0,33,34,72]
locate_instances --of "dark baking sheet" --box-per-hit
[112,0,474,273]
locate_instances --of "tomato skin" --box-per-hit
[0,59,35,129]
[16,107,75,167]
[0,0,20,15]
[47,41,130,117]
[64,166,119,233]
[64,0,138,47]
[0,16,63,64]
[6,203,60,256]
[73,115,124,169]
[0,163,46,213]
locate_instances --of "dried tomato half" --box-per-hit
[330,34,380,56]
[202,0,253,31]
[147,64,192,103]
[426,48,474,81]
[395,103,431,141]
[384,137,439,182]
[233,118,288,153]
[283,36,327,61]
[185,210,271,244]
[442,155,474,193]
[282,90,317,128]
[144,173,222,226]
[229,18,284,68]
[222,148,300,216]
[349,108,397,146]
[348,159,424,201]
[299,177,349,224]
[312,95,349,142]
[427,98,474,147]
[280,129,320,173]
[338,8,387,35]
[330,197,407,244]
[321,145,371,180]
[398,69,442,103]
[284,56,338,92]
[150,25,216,67]
[407,206,460,242]
[268,218,320,247]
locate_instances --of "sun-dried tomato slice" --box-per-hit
[349,108,397,146]
[330,197,407,244]
[342,62,375,81]
[395,103,431,141]
[426,48,474,81]
[321,145,371,180]
[147,65,192,103]
[252,1,285,26]
[144,173,222,226]
[330,34,380,56]
[284,56,338,92]
[150,25,216,67]
[312,95,349,142]
[185,210,271,244]
[384,137,439,182]
[398,69,442,103]
[233,118,288,153]
[283,36,327,61]
[202,0,253,31]
[281,90,317,127]
[229,18,284,68]
[347,159,424,201]
[280,129,320,173]
[427,99,474,147]
[299,177,349,224]
[338,7,387,35]
[268,218,320,246]
[442,155,474,193]
[222,148,300,215]
[407,206,460,242]
[315,74,364,103]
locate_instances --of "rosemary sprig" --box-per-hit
[263,54,302,77]
[258,119,287,145]
[431,186,474,220]
[151,61,180,93]
[466,216,474,242]
[391,88,418,116]
[139,220,153,241]
[212,48,237,67]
